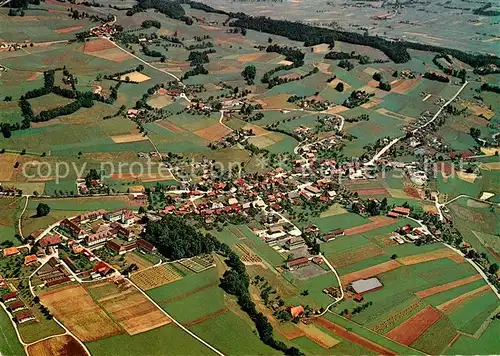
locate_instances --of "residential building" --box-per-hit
[59,219,85,239]
[9,301,26,312]
[39,235,62,248]
[15,310,35,324]
[1,291,17,303]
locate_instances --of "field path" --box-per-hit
[107,39,185,87]
[126,278,225,356]
[18,195,30,239]
[315,253,344,316]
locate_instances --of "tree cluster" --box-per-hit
[141,20,161,29]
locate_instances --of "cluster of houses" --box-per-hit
[208,128,254,149]
[89,21,116,38]
[0,279,35,325]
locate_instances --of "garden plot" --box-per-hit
[130,264,183,291]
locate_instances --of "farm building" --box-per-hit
[106,239,137,255]
[392,207,411,216]
[3,247,19,257]
[286,257,309,270]
[284,237,306,250]
[15,310,35,324]
[350,277,383,294]
[85,230,113,246]
[78,209,107,223]
[289,305,305,318]
[136,239,157,254]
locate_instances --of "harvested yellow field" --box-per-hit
[311,44,329,53]
[242,123,268,136]
[297,322,340,348]
[120,71,151,82]
[326,105,350,114]
[0,153,19,180]
[278,60,294,65]
[328,78,351,90]
[363,67,379,76]
[148,95,173,109]
[248,133,283,148]
[481,162,500,171]
[129,185,145,193]
[456,171,477,183]
[259,93,296,109]
[110,133,148,143]
[235,52,268,63]
[398,248,464,265]
[480,147,499,156]
[314,62,331,74]
[320,203,347,218]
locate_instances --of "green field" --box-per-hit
[86,323,215,356]
[0,308,24,356]
[189,310,280,355]
[147,268,217,301]
[158,285,225,324]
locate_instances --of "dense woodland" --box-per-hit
[175,1,499,68]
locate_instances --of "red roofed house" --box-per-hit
[24,255,38,265]
[116,226,134,241]
[85,230,113,247]
[9,300,26,312]
[39,235,62,248]
[15,310,35,324]
[3,247,19,257]
[94,261,113,276]
[106,240,137,255]
[353,294,364,302]
[387,211,400,218]
[393,207,411,216]
[1,291,17,303]
[289,305,304,318]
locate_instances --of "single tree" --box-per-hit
[36,203,50,217]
